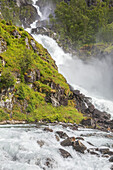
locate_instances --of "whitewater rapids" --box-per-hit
[0,124,112,170]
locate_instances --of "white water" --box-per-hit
[0,124,112,170]
[32,34,113,116]
[26,0,113,117]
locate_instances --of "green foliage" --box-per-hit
[0,109,10,121]
[51,0,113,46]
[0,69,16,90]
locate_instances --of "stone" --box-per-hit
[36,69,40,81]
[111,165,113,170]
[56,131,69,139]
[0,39,7,53]
[109,156,113,162]
[37,140,44,147]
[44,127,53,132]
[99,148,109,154]
[30,40,37,52]
[93,109,111,120]
[60,137,75,147]
[24,70,36,83]
[55,135,60,141]
[81,118,95,127]
[73,140,87,153]
[76,137,84,141]
[59,148,72,158]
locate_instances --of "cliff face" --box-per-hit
[0,19,83,123]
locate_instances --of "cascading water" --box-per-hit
[26,0,113,117]
[0,1,113,170]
[0,124,112,170]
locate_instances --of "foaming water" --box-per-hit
[0,124,112,170]
[31,34,113,116]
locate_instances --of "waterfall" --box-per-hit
[25,0,113,116]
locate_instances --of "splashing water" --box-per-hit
[0,124,112,170]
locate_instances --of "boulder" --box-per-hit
[109,156,113,162]
[99,148,109,154]
[60,137,75,147]
[56,131,69,139]
[81,118,95,127]
[73,140,87,153]
[59,148,72,158]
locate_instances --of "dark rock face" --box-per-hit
[56,131,69,139]
[59,148,72,158]
[73,140,87,153]
[70,88,112,131]
[45,82,68,107]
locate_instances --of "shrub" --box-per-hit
[0,69,16,90]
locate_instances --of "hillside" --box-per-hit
[0,19,84,123]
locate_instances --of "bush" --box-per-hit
[0,69,16,90]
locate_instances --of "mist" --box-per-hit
[34,34,113,101]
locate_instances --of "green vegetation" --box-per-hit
[50,0,113,50]
[0,19,84,124]
[0,0,36,27]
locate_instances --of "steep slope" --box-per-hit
[0,19,84,123]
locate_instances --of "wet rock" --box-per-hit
[44,127,53,132]
[73,140,87,153]
[60,137,75,147]
[44,158,54,168]
[55,135,60,141]
[104,151,113,156]
[87,141,94,146]
[99,148,109,154]
[37,140,44,147]
[76,137,84,141]
[87,149,99,156]
[102,154,109,158]
[93,109,111,120]
[81,118,95,127]
[109,156,113,162]
[111,165,113,170]
[56,131,69,139]
[59,148,72,158]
